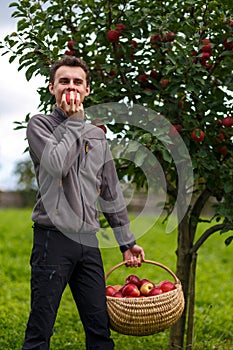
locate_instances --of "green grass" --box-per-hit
[0,208,232,350]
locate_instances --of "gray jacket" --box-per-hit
[27,106,136,252]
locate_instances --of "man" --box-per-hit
[22,56,145,350]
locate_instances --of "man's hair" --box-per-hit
[49,56,90,86]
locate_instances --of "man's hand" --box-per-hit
[60,91,84,120]
[123,244,145,267]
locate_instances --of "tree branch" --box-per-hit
[190,223,227,254]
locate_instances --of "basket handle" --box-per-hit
[105,259,180,284]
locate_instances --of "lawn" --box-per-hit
[0,208,232,349]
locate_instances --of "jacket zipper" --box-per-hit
[77,152,86,228]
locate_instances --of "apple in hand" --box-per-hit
[106,285,116,296]
[158,280,176,292]
[125,274,141,287]
[66,92,77,105]
[140,282,155,296]
[121,283,140,297]
[148,287,163,296]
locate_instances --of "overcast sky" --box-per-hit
[0,1,44,190]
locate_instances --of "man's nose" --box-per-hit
[67,81,76,90]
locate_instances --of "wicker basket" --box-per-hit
[105,259,185,336]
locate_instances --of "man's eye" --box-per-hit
[74,80,83,85]
[60,79,69,84]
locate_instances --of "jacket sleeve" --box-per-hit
[26,114,85,178]
[99,139,136,252]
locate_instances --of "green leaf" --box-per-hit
[126,141,140,153]
[224,182,233,193]
[134,148,148,166]
[225,236,233,246]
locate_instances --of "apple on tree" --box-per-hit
[191,128,205,142]
[91,119,107,133]
[115,23,126,32]
[220,116,233,127]
[67,39,76,50]
[107,29,120,43]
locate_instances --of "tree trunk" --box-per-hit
[168,212,192,349]
[186,252,197,349]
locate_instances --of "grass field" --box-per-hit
[0,208,232,349]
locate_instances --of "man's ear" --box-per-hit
[49,83,54,94]
[85,85,90,97]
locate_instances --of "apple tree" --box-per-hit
[1,0,233,349]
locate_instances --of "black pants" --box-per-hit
[22,225,114,350]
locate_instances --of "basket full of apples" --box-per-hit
[105,259,184,336]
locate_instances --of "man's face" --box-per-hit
[49,65,90,106]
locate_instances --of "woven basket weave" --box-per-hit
[105,259,185,336]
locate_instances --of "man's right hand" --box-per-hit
[60,92,84,120]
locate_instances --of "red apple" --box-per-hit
[224,39,233,51]
[150,34,162,47]
[66,92,77,105]
[98,124,107,133]
[112,291,124,298]
[116,23,126,31]
[200,52,211,61]
[220,116,233,127]
[130,40,138,49]
[121,283,140,297]
[68,39,76,50]
[164,32,175,42]
[148,287,163,296]
[113,284,122,292]
[106,285,116,296]
[125,274,141,287]
[161,79,169,88]
[150,70,158,79]
[191,129,205,142]
[139,278,154,286]
[158,280,176,293]
[65,50,75,56]
[140,282,155,296]
[137,74,149,83]
[201,38,211,45]
[91,119,107,133]
[169,124,182,137]
[201,44,212,53]
[218,145,228,156]
[107,29,120,43]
